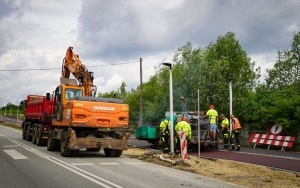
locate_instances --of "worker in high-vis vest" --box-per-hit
[175,116,191,153]
[174,116,182,154]
[206,105,218,141]
[220,114,229,149]
[230,114,242,151]
[159,116,170,153]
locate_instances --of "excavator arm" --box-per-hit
[62,46,96,96]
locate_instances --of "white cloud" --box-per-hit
[1,0,300,107]
[249,53,277,82]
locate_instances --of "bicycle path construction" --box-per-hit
[189,147,300,173]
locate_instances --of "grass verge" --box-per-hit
[0,121,22,130]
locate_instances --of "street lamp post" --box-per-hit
[162,62,174,154]
[227,75,233,149]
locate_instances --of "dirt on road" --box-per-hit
[123,147,300,188]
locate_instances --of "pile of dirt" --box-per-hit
[123,148,300,188]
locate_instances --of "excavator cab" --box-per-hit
[52,81,85,122]
[65,88,83,100]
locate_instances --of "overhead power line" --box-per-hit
[0,61,139,72]
[0,68,60,72]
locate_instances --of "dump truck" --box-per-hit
[21,47,130,157]
[22,94,53,146]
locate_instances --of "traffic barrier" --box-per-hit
[249,133,295,151]
[179,131,188,160]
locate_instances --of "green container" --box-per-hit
[136,126,158,139]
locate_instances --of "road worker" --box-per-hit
[159,116,170,153]
[230,114,241,151]
[220,114,229,149]
[175,116,183,154]
[205,105,218,149]
[175,116,191,153]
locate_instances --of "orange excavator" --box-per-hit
[21,46,130,157]
[49,46,130,157]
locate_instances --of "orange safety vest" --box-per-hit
[232,118,241,131]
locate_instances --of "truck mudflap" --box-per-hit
[67,128,130,151]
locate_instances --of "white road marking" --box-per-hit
[99,162,119,165]
[0,133,6,137]
[123,162,145,165]
[3,145,19,148]
[48,157,123,188]
[9,139,33,150]
[4,136,123,187]
[71,163,94,166]
[3,149,28,160]
[28,149,51,159]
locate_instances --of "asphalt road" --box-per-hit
[0,124,243,188]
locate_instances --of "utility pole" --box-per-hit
[139,58,143,127]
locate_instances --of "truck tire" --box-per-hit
[25,128,32,141]
[22,126,27,140]
[47,130,59,151]
[104,148,123,157]
[60,131,72,157]
[36,125,46,146]
[31,126,37,144]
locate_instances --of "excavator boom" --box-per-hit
[62,46,96,96]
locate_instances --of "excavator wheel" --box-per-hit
[114,150,123,157]
[60,131,72,157]
[86,148,100,152]
[104,148,116,157]
[104,148,123,157]
[47,130,59,151]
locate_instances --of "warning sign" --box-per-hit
[270,125,283,135]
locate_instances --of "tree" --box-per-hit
[171,33,260,117]
[201,32,260,116]
[266,32,300,89]
[254,32,300,135]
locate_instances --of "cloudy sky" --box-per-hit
[0,0,299,107]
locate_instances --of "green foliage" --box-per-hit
[253,32,300,134]
[0,103,23,117]
[266,32,300,89]
[124,32,260,124]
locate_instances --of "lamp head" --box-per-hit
[162,62,172,69]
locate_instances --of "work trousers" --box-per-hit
[230,129,240,146]
[161,134,169,150]
[222,128,229,148]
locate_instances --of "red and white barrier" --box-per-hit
[179,131,188,160]
[249,133,295,151]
